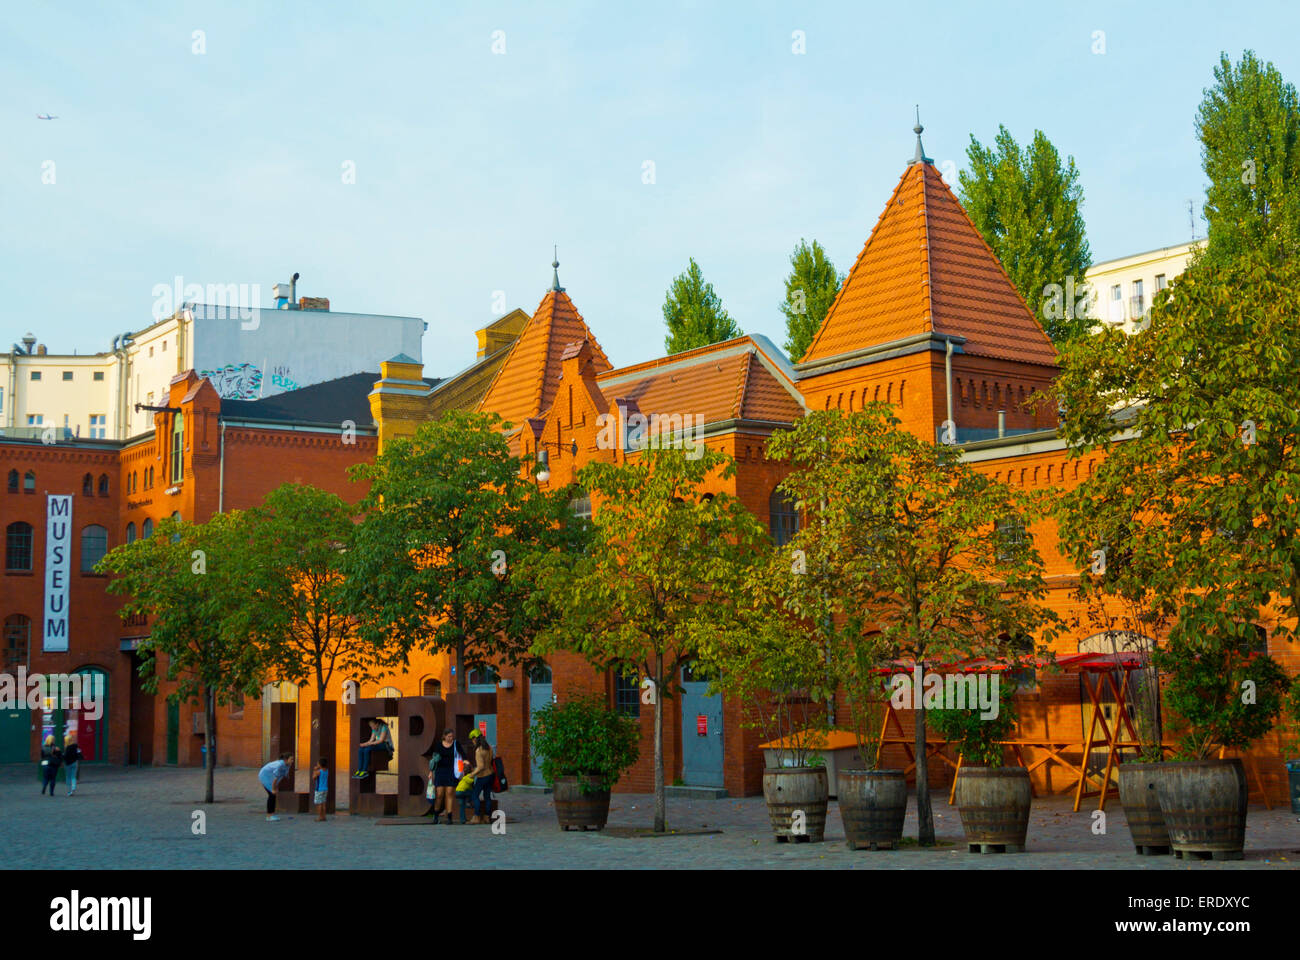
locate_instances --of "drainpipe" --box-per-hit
[218,419,227,513]
[944,338,954,439]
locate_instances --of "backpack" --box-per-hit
[492,756,508,792]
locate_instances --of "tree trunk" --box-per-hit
[915,695,933,846]
[457,641,468,693]
[204,687,216,804]
[653,656,665,833]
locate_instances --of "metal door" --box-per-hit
[528,664,553,784]
[0,707,30,763]
[165,699,179,764]
[680,664,723,787]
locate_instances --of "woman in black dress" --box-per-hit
[422,728,460,823]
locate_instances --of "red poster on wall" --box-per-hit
[696,715,707,736]
[478,720,487,737]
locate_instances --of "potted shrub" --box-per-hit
[712,619,833,843]
[836,643,906,850]
[1284,684,1300,816]
[529,694,639,831]
[694,557,833,843]
[930,673,1027,852]
[1152,632,1291,860]
[1113,633,1173,854]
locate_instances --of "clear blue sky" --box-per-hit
[3,1,1298,371]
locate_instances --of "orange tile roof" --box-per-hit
[800,161,1058,368]
[595,336,804,426]
[478,289,612,430]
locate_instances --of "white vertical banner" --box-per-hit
[44,494,72,652]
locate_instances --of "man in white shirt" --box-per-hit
[258,753,293,822]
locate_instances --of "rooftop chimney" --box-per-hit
[21,333,36,353]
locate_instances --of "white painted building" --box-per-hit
[1083,241,1201,334]
[2,283,424,440]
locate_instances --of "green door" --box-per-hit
[0,707,31,763]
[166,700,179,765]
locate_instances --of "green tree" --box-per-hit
[232,484,386,704]
[531,447,766,832]
[958,126,1092,342]
[766,407,1057,845]
[344,409,583,692]
[1055,242,1300,758]
[781,239,842,362]
[1196,50,1300,267]
[98,512,263,803]
[662,258,739,354]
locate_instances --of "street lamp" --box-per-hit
[532,438,578,484]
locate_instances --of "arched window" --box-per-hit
[769,487,799,547]
[421,678,443,697]
[528,662,552,684]
[377,685,401,700]
[141,518,153,539]
[568,489,592,521]
[3,614,31,670]
[466,667,498,691]
[23,471,35,493]
[97,474,109,497]
[82,473,94,496]
[125,522,136,544]
[5,522,34,571]
[80,525,108,573]
[6,470,17,493]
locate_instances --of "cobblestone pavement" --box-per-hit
[5,764,1298,869]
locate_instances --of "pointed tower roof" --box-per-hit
[799,157,1057,368]
[478,283,612,430]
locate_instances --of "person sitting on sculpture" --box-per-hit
[353,717,394,779]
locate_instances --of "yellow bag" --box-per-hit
[455,773,475,794]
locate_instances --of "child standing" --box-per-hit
[313,759,329,821]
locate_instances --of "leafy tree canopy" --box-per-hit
[958,126,1092,342]
[780,238,842,362]
[662,258,740,354]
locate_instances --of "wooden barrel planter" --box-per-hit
[953,766,1031,853]
[1118,762,1171,855]
[837,769,906,850]
[763,767,829,843]
[552,775,611,831]
[1154,759,1247,861]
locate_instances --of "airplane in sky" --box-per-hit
[36,114,59,120]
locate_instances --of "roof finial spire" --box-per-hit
[911,105,932,166]
[551,245,564,292]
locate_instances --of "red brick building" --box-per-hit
[4,131,1293,807]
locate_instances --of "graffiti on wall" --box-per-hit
[270,364,299,391]
[199,362,263,400]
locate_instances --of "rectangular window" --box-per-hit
[62,371,73,381]
[614,670,641,719]
[1131,279,1145,318]
[26,414,43,426]
[171,413,185,484]
[1154,273,1167,292]
[1107,284,1124,324]
[93,371,105,382]
[90,414,106,439]
[30,371,41,381]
